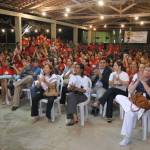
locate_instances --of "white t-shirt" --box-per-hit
[68,75,89,97]
[40,74,57,91]
[109,71,129,91]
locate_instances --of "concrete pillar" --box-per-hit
[51,23,56,42]
[73,27,78,44]
[88,30,92,45]
[15,16,22,45]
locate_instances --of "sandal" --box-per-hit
[32,117,39,124]
[92,101,100,108]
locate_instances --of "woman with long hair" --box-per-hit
[31,64,57,123]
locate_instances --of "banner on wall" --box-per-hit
[124,31,148,43]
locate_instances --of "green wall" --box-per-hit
[91,30,122,43]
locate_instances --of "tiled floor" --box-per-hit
[0,100,150,150]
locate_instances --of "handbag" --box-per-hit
[129,92,150,112]
[44,87,60,97]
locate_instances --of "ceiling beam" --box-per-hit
[19,0,44,10]
[56,12,150,20]
[120,3,137,14]
[71,7,87,13]
[0,9,88,30]
[0,2,19,10]
[29,0,56,9]
[108,5,120,14]
[40,1,95,11]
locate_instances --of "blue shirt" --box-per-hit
[17,64,41,81]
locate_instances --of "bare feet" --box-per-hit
[32,116,39,124]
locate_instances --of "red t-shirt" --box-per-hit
[58,63,65,74]
[1,66,16,75]
[84,66,92,76]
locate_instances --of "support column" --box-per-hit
[88,30,92,45]
[15,16,22,45]
[51,23,56,42]
[73,27,78,44]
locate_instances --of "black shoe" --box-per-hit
[66,122,74,126]
[11,106,19,111]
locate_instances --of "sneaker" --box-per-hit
[119,137,131,146]
[11,106,19,111]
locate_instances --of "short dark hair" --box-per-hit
[100,57,107,62]
[32,58,39,63]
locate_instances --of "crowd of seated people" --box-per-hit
[0,35,150,146]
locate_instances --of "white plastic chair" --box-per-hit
[39,75,63,122]
[77,77,92,126]
[21,81,36,106]
[141,109,150,140]
[119,91,150,140]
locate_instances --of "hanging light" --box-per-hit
[35,29,38,33]
[89,25,92,28]
[104,25,107,28]
[93,28,96,31]
[100,15,104,20]
[64,13,68,17]
[66,8,70,13]
[42,12,46,16]
[140,21,144,25]
[58,28,62,32]
[121,24,124,28]
[98,0,104,6]
[135,16,139,20]
[2,29,5,32]
[46,29,49,33]
[11,29,14,32]
[25,28,29,33]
